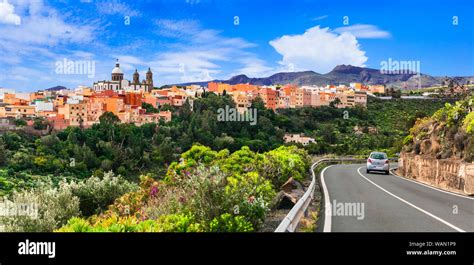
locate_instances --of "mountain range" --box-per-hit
[45,85,68,91]
[169,65,474,89]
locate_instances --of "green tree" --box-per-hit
[0,140,8,166]
[142,102,159,113]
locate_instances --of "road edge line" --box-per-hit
[320,165,334,233]
[389,168,474,201]
[356,167,466,232]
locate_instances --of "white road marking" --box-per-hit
[389,168,474,200]
[357,166,466,232]
[320,165,334,232]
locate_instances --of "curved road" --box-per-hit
[319,164,474,232]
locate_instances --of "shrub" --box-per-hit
[403,135,414,145]
[59,145,310,232]
[107,175,159,219]
[258,145,310,187]
[3,181,80,232]
[164,165,228,224]
[209,213,253,232]
[224,172,273,227]
[220,146,263,175]
[463,112,474,134]
[57,213,203,232]
[64,171,138,216]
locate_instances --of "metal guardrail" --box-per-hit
[274,157,369,232]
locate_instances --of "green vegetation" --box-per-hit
[55,145,310,232]
[0,93,453,232]
[141,102,159,113]
[2,171,137,232]
[0,94,449,195]
[403,95,474,161]
[277,97,449,157]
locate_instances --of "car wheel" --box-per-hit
[385,170,389,175]
[366,169,370,174]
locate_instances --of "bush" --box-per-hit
[106,175,155,219]
[64,171,138,216]
[403,135,414,145]
[209,213,253,232]
[224,172,273,227]
[258,145,310,187]
[463,112,474,134]
[59,145,310,232]
[57,213,203,232]
[173,165,228,223]
[3,181,80,232]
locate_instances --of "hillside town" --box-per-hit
[0,61,385,131]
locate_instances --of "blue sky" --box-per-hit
[0,0,472,91]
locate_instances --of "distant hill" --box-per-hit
[45,85,68,91]
[169,65,474,89]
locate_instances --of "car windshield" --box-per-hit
[370,153,387,159]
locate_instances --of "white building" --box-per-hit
[283,134,316,146]
[93,60,154,93]
[34,102,54,112]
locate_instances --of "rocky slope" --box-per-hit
[402,95,474,162]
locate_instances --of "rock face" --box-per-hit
[399,96,474,195]
[398,153,474,195]
[403,105,473,162]
[274,177,306,209]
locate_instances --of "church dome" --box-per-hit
[112,66,123,74]
[112,60,123,74]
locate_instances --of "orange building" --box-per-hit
[123,93,142,106]
[0,105,36,118]
[233,83,256,93]
[171,95,186,106]
[3,94,28,105]
[58,102,87,126]
[257,88,278,110]
[48,114,70,131]
[105,97,125,115]
[143,95,158,108]
[207,82,219,92]
[303,89,312,106]
[207,82,231,94]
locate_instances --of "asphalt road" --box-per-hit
[319,163,474,232]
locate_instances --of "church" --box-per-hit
[93,60,154,93]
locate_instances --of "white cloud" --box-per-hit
[151,50,224,83]
[269,25,368,73]
[231,57,275,77]
[0,0,100,90]
[150,19,272,84]
[155,19,201,38]
[334,24,391,39]
[0,0,21,25]
[0,0,96,49]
